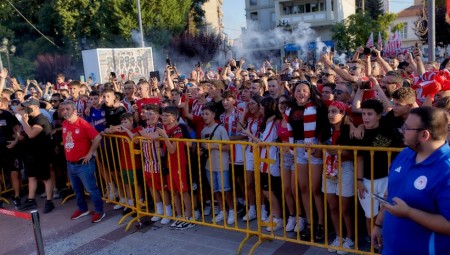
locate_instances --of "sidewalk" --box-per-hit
[0,196,342,255]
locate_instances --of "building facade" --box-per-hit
[242,0,355,62]
[202,0,224,37]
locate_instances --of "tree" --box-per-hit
[365,0,384,20]
[417,7,450,47]
[332,12,403,52]
[170,31,222,64]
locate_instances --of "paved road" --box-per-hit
[0,196,350,255]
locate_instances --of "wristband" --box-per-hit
[357,178,364,182]
[374,223,382,228]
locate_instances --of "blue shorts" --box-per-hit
[205,170,231,193]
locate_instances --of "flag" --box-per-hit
[377,32,383,51]
[366,32,374,48]
[395,30,402,49]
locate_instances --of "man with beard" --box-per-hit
[371,107,450,255]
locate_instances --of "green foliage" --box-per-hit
[170,31,222,63]
[417,7,450,47]
[365,0,384,20]
[332,12,401,51]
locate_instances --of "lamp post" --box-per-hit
[0,38,16,72]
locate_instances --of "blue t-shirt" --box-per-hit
[86,107,106,132]
[382,143,450,255]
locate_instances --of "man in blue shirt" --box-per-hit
[371,107,450,255]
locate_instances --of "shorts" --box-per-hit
[245,150,254,171]
[166,167,189,193]
[24,154,51,180]
[206,170,231,193]
[358,177,388,218]
[294,139,323,165]
[145,172,167,191]
[260,173,282,198]
[0,147,19,174]
[282,151,295,171]
[231,164,244,179]
[322,161,354,197]
[121,169,143,186]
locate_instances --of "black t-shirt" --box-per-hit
[52,109,65,147]
[381,110,404,143]
[0,110,20,148]
[288,104,306,141]
[356,126,403,179]
[213,100,225,121]
[25,113,52,156]
[102,104,127,127]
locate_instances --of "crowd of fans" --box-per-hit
[1,45,450,253]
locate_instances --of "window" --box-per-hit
[250,0,257,6]
[311,3,318,12]
[305,3,311,13]
[320,2,325,11]
[250,12,258,21]
[401,22,408,39]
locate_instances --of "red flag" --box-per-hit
[366,32,374,48]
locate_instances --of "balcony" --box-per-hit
[276,0,336,27]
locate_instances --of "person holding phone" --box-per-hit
[372,107,450,255]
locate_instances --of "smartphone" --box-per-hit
[150,71,160,81]
[236,60,240,67]
[372,194,391,205]
[166,58,172,67]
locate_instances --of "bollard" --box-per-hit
[31,210,45,255]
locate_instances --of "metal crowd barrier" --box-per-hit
[96,134,402,255]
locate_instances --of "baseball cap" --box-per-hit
[21,98,40,107]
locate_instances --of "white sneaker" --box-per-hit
[204,202,212,216]
[242,208,257,221]
[285,216,296,232]
[328,236,341,253]
[261,209,269,222]
[213,211,224,223]
[194,210,201,220]
[40,192,46,198]
[151,215,162,222]
[337,238,354,255]
[266,217,283,232]
[169,216,182,229]
[160,217,171,225]
[227,210,235,225]
[113,204,124,210]
[294,217,306,232]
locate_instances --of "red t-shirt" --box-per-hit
[115,127,142,170]
[62,117,99,162]
[164,125,186,171]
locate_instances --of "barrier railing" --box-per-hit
[92,134,402,254]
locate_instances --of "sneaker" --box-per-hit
[194,210,201,220]
[43,201,55,214]
[336,238,354,255]
[169,216,183,229]
[18,199,37,211]
[151,215,162,222]
[227,210,235,225]
[266,217,283,232]
[294,217,306,232]
[242,208,257,221]
[261,209,269,222]
[315,224,325,241]
[213,211,225,223]
[113,204,124,210]
[13,197,21,208]
[91,212,106,223]
[176,218,195,230]
[53,190,61,199]
[160,217,171,225]
[40,192,47,198]
[286,216,296,232]
[71,210,91,220]
[204,201,212,216]
[300,224,311,240]
[328,236,341,253]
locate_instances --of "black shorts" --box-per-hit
[24,154,51,180]
[0,147,20,174]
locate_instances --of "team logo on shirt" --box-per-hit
[65,132,74,152]
[75,129,80,134]
[63,127,66,133]
[414,175,427,190]
[101,111,105,117]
